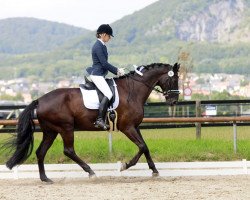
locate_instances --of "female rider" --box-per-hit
[86,24,125,130]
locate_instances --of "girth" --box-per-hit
[79,77,116,107]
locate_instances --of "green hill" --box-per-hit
[0,17,90,54]
[0,0,250,80]
[108,0,250,74]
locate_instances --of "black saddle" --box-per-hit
[79,77,116,107]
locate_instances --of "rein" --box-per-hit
[129,75,157,92]
[128,74,180,97]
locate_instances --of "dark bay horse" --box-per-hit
[3,63,180,182]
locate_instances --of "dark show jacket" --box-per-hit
[86,40,118,76]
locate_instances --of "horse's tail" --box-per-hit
[5,100,38,169]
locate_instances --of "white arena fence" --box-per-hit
[0,160,249,179]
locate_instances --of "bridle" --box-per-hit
[128,73,180,97]
[155,88,180,97]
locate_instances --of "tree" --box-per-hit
[177,44,194,99]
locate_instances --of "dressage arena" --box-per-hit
[0,161,250,199]
[0,175,250,199]
[1,102,250,199]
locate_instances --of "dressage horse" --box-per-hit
[3,63,180,182]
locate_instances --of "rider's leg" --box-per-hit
[95,96,110,130]
[89,75,112,130]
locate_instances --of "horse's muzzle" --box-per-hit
[170,100,178,106]
[165,97,178,106]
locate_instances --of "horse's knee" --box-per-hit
[36,149,39,157]
[139,144,148,153]
[36,147,42,159]
[64,148,75,157]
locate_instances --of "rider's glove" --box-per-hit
[117,68,125,76]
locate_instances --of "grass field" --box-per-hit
[0,126,250,165]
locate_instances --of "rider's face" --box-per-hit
[100,33,111,43]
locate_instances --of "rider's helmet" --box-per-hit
[96,24,114,37]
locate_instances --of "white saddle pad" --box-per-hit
[79,80,119,110]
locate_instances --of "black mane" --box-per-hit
[115,63,172,79]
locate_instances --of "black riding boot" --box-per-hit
[94,97,110,130]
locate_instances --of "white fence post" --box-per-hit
[108,132,112,153]
[233,122,237,153]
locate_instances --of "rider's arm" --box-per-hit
[94,45,118,75]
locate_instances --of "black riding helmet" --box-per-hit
[97,24,114,37]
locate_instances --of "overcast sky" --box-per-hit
[0,0,159,30]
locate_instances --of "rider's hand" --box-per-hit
[117,68,125,76]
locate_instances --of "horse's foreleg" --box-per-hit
[36,130,58,183]
[121,145,144,171]
[61,131,96,178]
[136,128,159,175]
[121,127,150,171]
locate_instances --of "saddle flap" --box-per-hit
[79,78,116,107]
[79,85,119,111]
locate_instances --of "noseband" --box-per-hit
[154,87,180,97]
[163,89,180,97]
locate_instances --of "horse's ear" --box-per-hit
[173,63,180,72]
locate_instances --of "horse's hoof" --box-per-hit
[120,163,127,171]
[41,178,54,184]
[89,173,97,179]
[152,172,159,177]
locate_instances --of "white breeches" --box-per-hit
[89,75,113,100]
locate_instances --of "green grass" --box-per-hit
[0,126,250,165]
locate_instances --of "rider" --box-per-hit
[86,24,125,130]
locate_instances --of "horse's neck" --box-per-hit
[116,71,162,104]
[132,67,169,101]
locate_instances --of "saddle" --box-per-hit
[79,77,116,107]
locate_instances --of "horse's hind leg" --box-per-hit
[36,126,58,183]
[60,130,96,178]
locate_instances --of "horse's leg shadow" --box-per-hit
[120,126,159,176]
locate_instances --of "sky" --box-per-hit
[0,0,159,30]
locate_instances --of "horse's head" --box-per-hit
[157,63,180,106]
[118,63,180,105]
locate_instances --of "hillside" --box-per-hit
[0,0,249,80]
[62,0,250,74]
[0,17,90,54]
[109,0,250,74]
[111,0,250,44]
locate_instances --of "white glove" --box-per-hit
[117,68,125,76]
